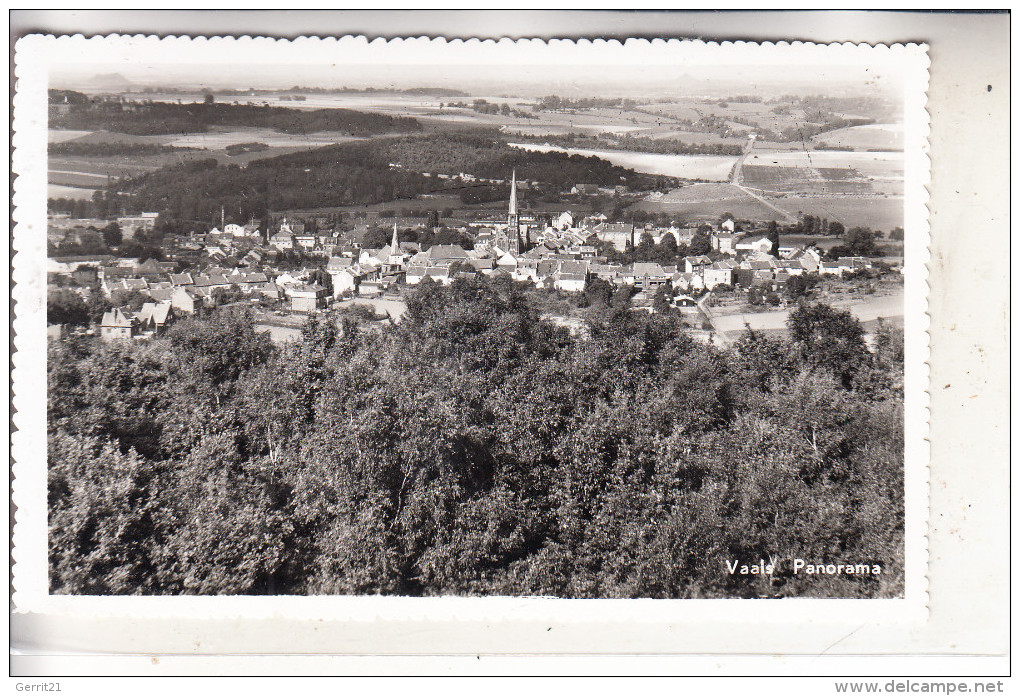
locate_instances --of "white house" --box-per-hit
[735,235,773,254]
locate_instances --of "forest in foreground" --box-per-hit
[48,277,904,598]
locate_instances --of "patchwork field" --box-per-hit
[47,127,377,198]
[741,165,873,195]
[509,143,738,181]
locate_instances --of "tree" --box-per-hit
[767,220,780,257]
[47,289,89,326]
[787,302,868,387]
[843,227,879,256]
[689,232,712,256]
[652,286,673,314]
[828,221,846,237]
[109,289,150,312]
[85,292,113,324]
[583,278,614,308]
[203,92,215,105]
[48,432,166,594]
[101,222,122,247]
[889,227,904,241]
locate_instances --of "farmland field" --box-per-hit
[812,123,904,150]
[47,183,97,200]
[47,129,94,143]
[630,183,782,222]
[744,149,903,177]
[770,195,903,232]
[740,165,873,195]
[509,142,738,181]
[47,126,377,194]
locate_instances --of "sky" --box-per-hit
[46,37,907,99]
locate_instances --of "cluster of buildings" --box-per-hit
[47,169,898,342]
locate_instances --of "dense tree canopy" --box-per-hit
[48,286,904,598]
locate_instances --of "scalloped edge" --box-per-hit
[11,34,931,641]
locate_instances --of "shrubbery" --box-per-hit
[48,283,904,598]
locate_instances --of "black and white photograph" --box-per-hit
[10,11,1009,682]
[29,35,926,601]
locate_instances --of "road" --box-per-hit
[732,184,799,224]
[728,135,801,225]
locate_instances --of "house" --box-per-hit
[420,266,454,286]
[170,287,199,314]
[551,260,590,292]
[592,222,635,252]
[286,284,329,312]
[683,255,712,274]
[269,231,294,250]
[703,261,737,290]
[229,270,270,293]
[327,256,373,297]
[136,258,173,280]
[148,287,175,303]
[192,273,232,291]
[735,235,773,255]
[116,212,159,240]
[554,271,588,293]
[571,183,599,195]
[136,302,173,335]
[294,233,318,250]
[496,251,519,270]
[98,265,136,283]
[713,233,737,255]
[169,273,194,287]
[100,308,136,341]
[671,272,705,293]
[627,262,671,290]
[819,261,844,276]
[466,257,497,275]
[48,254,116,274]
[103,277,150,297]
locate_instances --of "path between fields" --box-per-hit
[732,184,799,224]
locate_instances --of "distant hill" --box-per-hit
[85,72,137,92]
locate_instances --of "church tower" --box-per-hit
[507,169,522,254]
[391,221,400,252]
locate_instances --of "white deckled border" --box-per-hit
[12,35,931,638]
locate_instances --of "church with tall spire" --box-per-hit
[494,170,525,255]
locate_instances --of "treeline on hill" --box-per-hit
[48,277,904,598]
[49,92,422,136]
[377,132,676,190]
[63,132,675,225]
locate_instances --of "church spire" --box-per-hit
[391,221,399,251]
[508,169,518,218]
[507,169,523,253]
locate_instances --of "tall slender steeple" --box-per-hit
[507,169,522,253]
[391,221,399,251]
[508,169,518,219]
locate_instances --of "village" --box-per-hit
[46,171,903,346]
